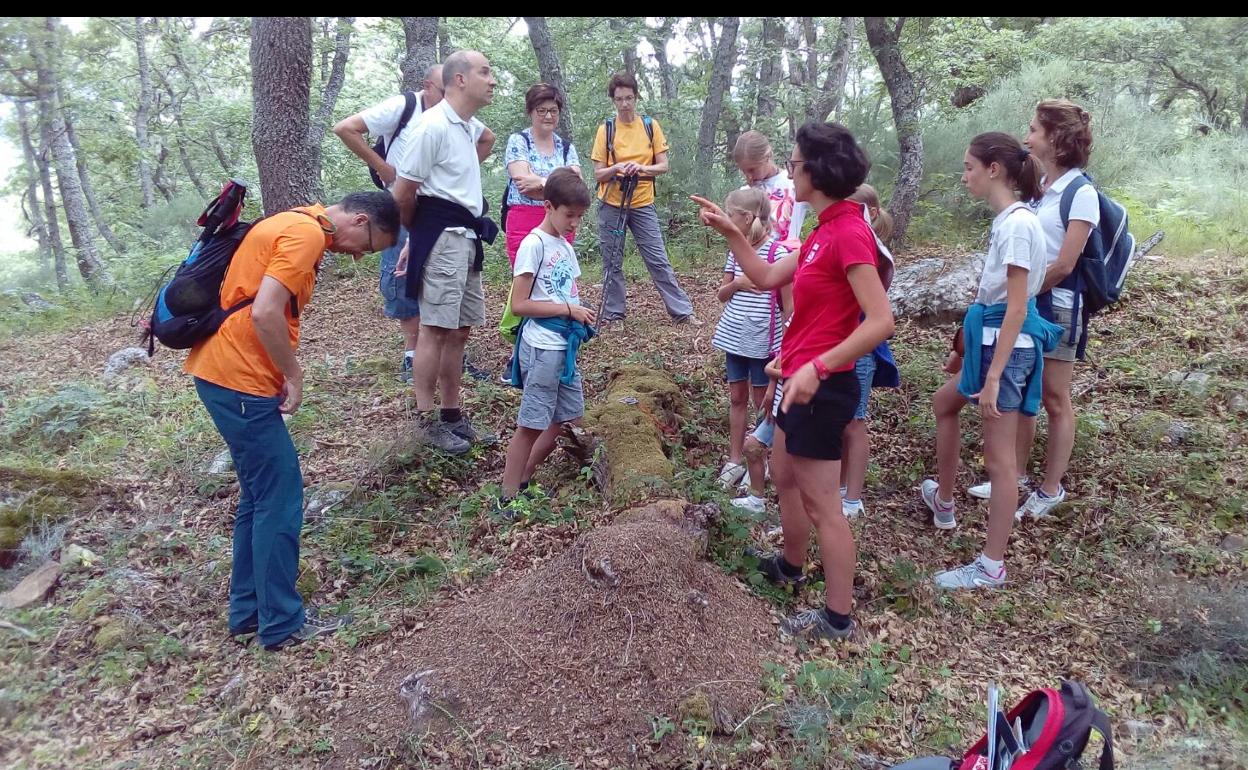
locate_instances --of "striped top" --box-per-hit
[712,237,789,360]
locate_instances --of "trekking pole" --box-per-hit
[597,175,639,325]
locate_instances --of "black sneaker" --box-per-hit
[263,607,352,652]
[417,416,471,455]
[746,547,807,588]
[445,416,496,445]
[780,608,855,641]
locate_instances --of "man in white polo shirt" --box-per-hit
[392,50,498,454]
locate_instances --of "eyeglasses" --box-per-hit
[534,107,559,117]
[612,95,636,104]
[786,159,807,174]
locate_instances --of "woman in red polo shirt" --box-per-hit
[693,122,894,642]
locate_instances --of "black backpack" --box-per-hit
[369,91,420,190]
[499,128,572,231]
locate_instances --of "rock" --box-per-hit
[398,669,441,731]
[217,672,247,708]
[889,254,986,323]
[2,290,57,312]
[62,544,99,571]
[206,448,234,475]
[1164,421,1193,445]
[1124,719,1157,740]
[0,560,62,609]
[102,347,152,380]
[1220,534,1246,553]
[1164,370,1211,398]
[1229,393,1248,415]
[583,365,684,505]
[303,483,352,522]
[93,617,139,650]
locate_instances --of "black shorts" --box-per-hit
[775,371,859,461]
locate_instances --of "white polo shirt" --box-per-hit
[359,93,426,191]
[394,100,487,222]
[1031,168,1100,311]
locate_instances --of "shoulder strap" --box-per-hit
[643,115,655,162]
[1090,708,1115,770]
[605,117,616,165]
[388,91,419,154]
[1059,173,1090,230]
[522,127,532,151]
[556,134,570,164]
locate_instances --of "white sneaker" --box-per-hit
[921,479,957,530]
[718,461,746,489]
[968,476,1030,500]
[842,498,865,520]
[1015,487,1067,522]
[730,494,766,514]
[738,468,752,490]
[934,558,1007,590]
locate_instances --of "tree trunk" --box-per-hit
[864,17,923,244]
[15,100,52,278]
[32,112,69,290]
[785,19,807,139]
[695,17,739,186]
[400,17,439,92]
[35,18,112,289]
[523,17,573,138]
[62,108,126,254]
[755,17,785,122]
[133,17,157,210]
[154,143,176,201]
[609,19,639,76]
[437,17,454,62]
[308,17,354,192]
[646,19,677,104]
[250,17,316,216]
[807,17,855,123]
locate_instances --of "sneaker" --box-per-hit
[462,355,491,382]
[672,314,703,326]
[738,468,752,490]
[444,416,495,445]
[263,607,352,651]
[730,494,766,515]
[493,496,523,521]
[1014,487,1067,522]
[934,558,1006,590]
[718,461,747,489]
[745,547,807,588]
[399,355,414,384]
[842,498,865,520]
[967,476,1030,500]
[780,608,855,641]
[417,417,471,455]
[921,479,958,530]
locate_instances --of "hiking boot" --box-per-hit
[673,314,704,326]
[780,608,855,641]
[842,498,865,520]
[746,547,807,588]
[417,416,471,455]
[921,479,957,530]
[934,558,1007,590]
[730,494,767,515]
[229,621,258,642]
[968,475,1030,500]
[718,461,747,489]
[1014,487,1067,522]
[445,416,495,445]
[399,355,414,384]
[263,607,352,652]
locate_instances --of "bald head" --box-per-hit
[441,50,494,112]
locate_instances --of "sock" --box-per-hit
[822,606,853,631]
[441,408,462,424]
[839,485,848,497]
[936,494,955,511]
[977,553,1005,578]
[1037,485,1063,499]
[843,498,861,506]
[778,557,803,578]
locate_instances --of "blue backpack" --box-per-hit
[1057,174,1137,318]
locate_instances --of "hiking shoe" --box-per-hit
[263,607,352,652]
[399,355,414,384]
[1015,487,1067,522]
[672,314,704,326]
[462,354,491,382]
[968,475,1030,500]
[718,461,747,489]
[780,608,855,641]
[417,417,470,455]
[921,479,957,530]
[738,468,752,490]
[745,547,807,588]
[934,558,1007,590]
[730,494,766,515]
[445,416,495,445]
[842,498,865,520]
[229,621,258,641]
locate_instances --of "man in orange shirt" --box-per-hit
[187,191,398,651]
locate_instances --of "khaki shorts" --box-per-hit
[1044,304,1085,362]
[419,230,485,329]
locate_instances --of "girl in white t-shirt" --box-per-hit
[732,131,809,249]
[923,131,1051,590]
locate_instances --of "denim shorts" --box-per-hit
[725,353,770,387]
[378,226,419,320]
[751,417,776,449]
[970,344,1037,413]
[852,354,876,420]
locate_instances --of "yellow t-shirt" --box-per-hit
[590,116,669,208]
[184,206,334,397]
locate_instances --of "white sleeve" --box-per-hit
[358,94,407,140]
[788,201,810,242]
[513,235,542,277]
[394,119,440,183]
[998,217,1036,270]
[469,117,487,143]
[1068,184,1101,227]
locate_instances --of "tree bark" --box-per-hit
[609,19,640,76]
[62,107,126,254]
[864,16,923,244]
[523,17,574,138]
[437,17,454,62]
[695,17,739,186]
[133,17,157,210]
[755,17,785,122]
[646,19,677,104]
[308,17,354,192]
[16,100,53,279]
[807,17,855,123]
[34,18,112,289]
[400,17,439,93]
[250,17,316,216]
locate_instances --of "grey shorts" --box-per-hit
[516,339,585,429]
[419,230,485,329]
[1044,304,1084,362]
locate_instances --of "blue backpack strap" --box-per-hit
[1058,173,1090,230]
[642,115,655,161]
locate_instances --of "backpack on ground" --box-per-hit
[369,91,419,190]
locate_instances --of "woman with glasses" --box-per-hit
[503,84,582,266]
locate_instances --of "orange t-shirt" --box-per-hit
[185,206,334,397]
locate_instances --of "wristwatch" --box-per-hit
[811,358,832,380]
